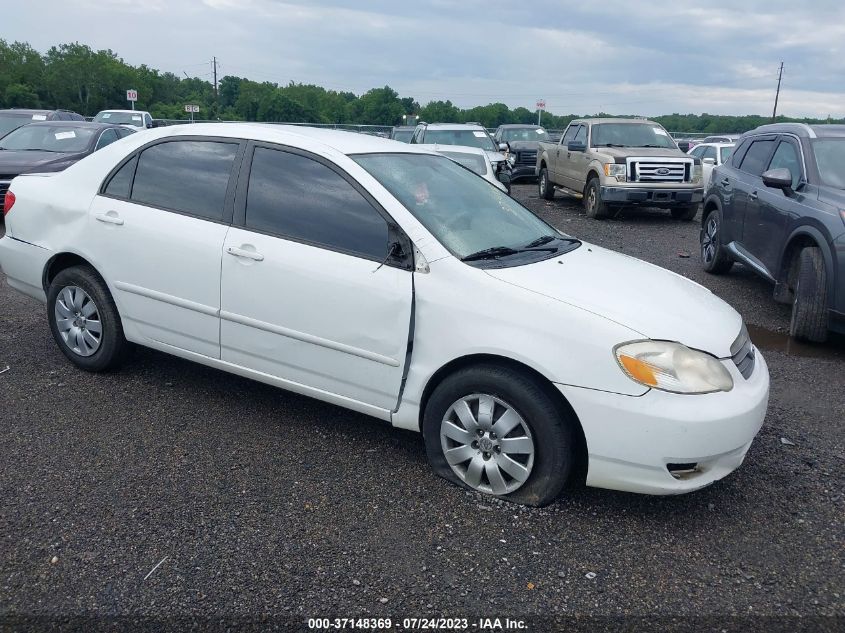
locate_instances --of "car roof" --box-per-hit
[0,108,63,116]
[695,142,735,147]
[420,123,487,130]
[96,109,150,114]
[135,123,436,156]
[744,123,845,139]
[570,118,660,126]
[497,124,542,128]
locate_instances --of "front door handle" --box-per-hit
[226,246,264,262]
[95,212,124,226]
[749,191,758,201]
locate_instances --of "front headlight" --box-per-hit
[603,163,626,181]
[691,164,703,184]
[614,340,733,394]
[507,153,516,166]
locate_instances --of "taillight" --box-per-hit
[2,191,14,216]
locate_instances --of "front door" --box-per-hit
[220,144,413,411]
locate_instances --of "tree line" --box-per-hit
[2,40,842,133]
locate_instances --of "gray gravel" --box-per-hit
[0,187,843,630]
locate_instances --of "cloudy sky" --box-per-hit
[7,0,845,118]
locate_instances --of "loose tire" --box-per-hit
[671,204,698,221]
[789,247,828,343]
[539,168,555,200]
[47,265,131,372]
[700,208,734,274]
[584,177,610,219]
[423,364,574,507]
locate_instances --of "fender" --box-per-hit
[779,223,837,302]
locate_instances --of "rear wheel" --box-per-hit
[584,177,610,219]
[671,204,699,221]
[539,168,555,200]
[700,208,734,274]
[47,265,131,372]
[789,247,828,343]
[423,364,574,507]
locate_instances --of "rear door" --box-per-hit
[88,137,243,357]
[219,143,413,411]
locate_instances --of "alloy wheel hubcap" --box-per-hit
[702,216,718,263]
[55,286,102,357]
[440,393,535,495]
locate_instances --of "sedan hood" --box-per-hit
[483,150,507,164]
[0,150,84,175]
[485,243,742,358]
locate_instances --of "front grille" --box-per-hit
[516,150,537,166]
[730,324,756,379]
[627,158,692,183]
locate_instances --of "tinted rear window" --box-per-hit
[131,141,238,221]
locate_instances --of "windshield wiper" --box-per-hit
[524,235,557,248]
[639,144,667,148]
[461,242,561,262]
[593,143,628,148]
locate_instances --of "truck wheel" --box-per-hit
[700,208,733,274]
[584,178,609,219]
[789,247,828,343]
[539,168,555,200]
[671,204,699,221]
[423,364,574,507]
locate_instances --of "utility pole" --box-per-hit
[772,61,784,122]
[213,57,219,100]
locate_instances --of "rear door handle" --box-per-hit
[720,177,730,186]
[226,246,264,262]
[95,212,124,226]
[749,191,758,201]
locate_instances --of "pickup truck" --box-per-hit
[536,118,704,220]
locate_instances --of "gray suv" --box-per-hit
[700,123,845,342]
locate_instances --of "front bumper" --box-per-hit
[509,164,538,181]
[600,186,704,206]
[557,350,769,495]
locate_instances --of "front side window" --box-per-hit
[767,141,802,188]
[739,139,776,177]
[689,146,705,158]
[0,124,97,153]
[562,125,579,144]
[353,153,579,266]
[810,139,845,189]
[702,146,717,161]
[245,147,389,261]
[590,123,675,148]
[131,140,238,221]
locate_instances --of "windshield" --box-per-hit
[0,124,96,152]
[0,113,39,139]
[353,153,579,266]
[422,129,496,152]
[94,112,145,127]
[439,150,488,175]
[591,123,677,148]
[501,127,549,142]
[720,146,734,164]
[392,129,413,143]
[812,139,845,189]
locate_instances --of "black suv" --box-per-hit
[493,124,550,182]
[700,123,845,342]
[0,109,85,139]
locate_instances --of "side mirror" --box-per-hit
[497,171,511,194]
[498,142,508,152]
[567,140,587,152]
[703,157,716,166]
[150,119,164,128]
[762,167,793,191]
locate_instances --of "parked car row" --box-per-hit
[0,123,770,505]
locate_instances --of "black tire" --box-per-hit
[700,208,734,274]
[423,364,574,507]
[584,177,610,219]
[671,204,699,221]
[789,247,828,343]
[47,265,131,372]
[538,168,555,200]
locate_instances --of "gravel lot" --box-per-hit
[0,186,843,631]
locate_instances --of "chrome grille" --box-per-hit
[516,150,537,166]
[730,324,756,380]
[627,157,693,183]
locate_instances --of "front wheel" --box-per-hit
[423,364,574,507]
[539,168,555,200]
[789,247,828,343]
[47,265,131,372]
[584,177,610,219]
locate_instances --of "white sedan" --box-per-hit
[0,124,769,504]
[417,143,511,193]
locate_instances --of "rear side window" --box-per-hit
[739,139,775,176]
[245,147,388,261]
[103,155,137,198]
[131,140,238,221]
